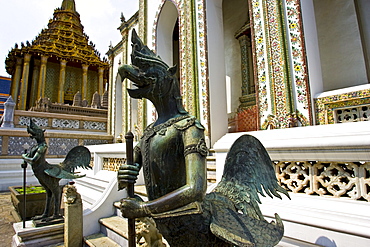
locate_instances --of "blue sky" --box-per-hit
[0,0,138,77]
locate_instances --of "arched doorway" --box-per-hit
[156,1,179,68]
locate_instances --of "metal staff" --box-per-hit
[125,131,135,247]
[21,149,28,228]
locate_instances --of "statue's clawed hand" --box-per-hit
[22,153,32,163]
[120,196,149,218]
[117,163,140,190]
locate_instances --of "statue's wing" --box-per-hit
[60,146,92,173]
[44,165,86,179]
[213,134,289,220]
[210,204,284,247]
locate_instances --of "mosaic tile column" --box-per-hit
[38,55,48,99]
[251,0,307,129]
[30,59,40,107]
[107,58,114,135]
[195,0,210,133]
[58,59,67,103]
[250,0,273,128]
[98,67,104,95]
[237,34,253,96]
[82,64,89,100]
[19,54,32,110]
[265,0,293,128]
[10,57,23,106]
[284,0,312,126]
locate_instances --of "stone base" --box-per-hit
[12,220,64,247]
[33,217,64,228]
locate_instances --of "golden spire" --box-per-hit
[61,0,76,12]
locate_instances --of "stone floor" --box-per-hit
[0,191,17,247]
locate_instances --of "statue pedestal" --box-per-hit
[12,221,64,247]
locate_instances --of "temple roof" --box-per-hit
[5,0,108,75]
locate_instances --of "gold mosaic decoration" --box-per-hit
[102,157,126,172]
[315,88,370,125]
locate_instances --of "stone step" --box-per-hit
[84,233,121,247]
[277,236,322,247]
[99,216,129,246]
[12,221,64,247]
[134,184,148,197]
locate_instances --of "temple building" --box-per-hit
[5,0,109,110]
[106,0,370,246]
[0,0,113,194]
[108,0,370,145]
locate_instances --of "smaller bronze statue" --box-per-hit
[22,120,91,222]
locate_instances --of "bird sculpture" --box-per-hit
[22,120,91,222]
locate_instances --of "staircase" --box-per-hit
[83,152,219,246]
[83,187,146,247]
[83,187,320,247]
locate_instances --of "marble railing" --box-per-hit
[0,110,112,157]
[214,121,370,202]
[275,160,370,202]
[13,110,107,131]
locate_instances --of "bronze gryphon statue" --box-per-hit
[22,120,91,222]
[117,29,289,247]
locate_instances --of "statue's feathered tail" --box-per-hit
[206,134,290,247]
[44,146,92,179]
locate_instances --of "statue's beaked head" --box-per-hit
[27,119,45,142]
[118,29,187,114]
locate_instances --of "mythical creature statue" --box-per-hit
[136,217,166,247]
[22,120,91,222]
[117,29,289,247]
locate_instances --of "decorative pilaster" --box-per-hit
[38,55,48,99]
[284,0,312,125]
[235,28,256,108]
[107,57,114,136]
[58,60,67,103]
[265,0,292,127]
[237,34,253,95]
[98,67,104,95]
[250,0,272,128]
[30,59,41,107]
[195,0,210,136]
[10,58,23,106]
[82,64,89,100]
[19,54,32,110]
